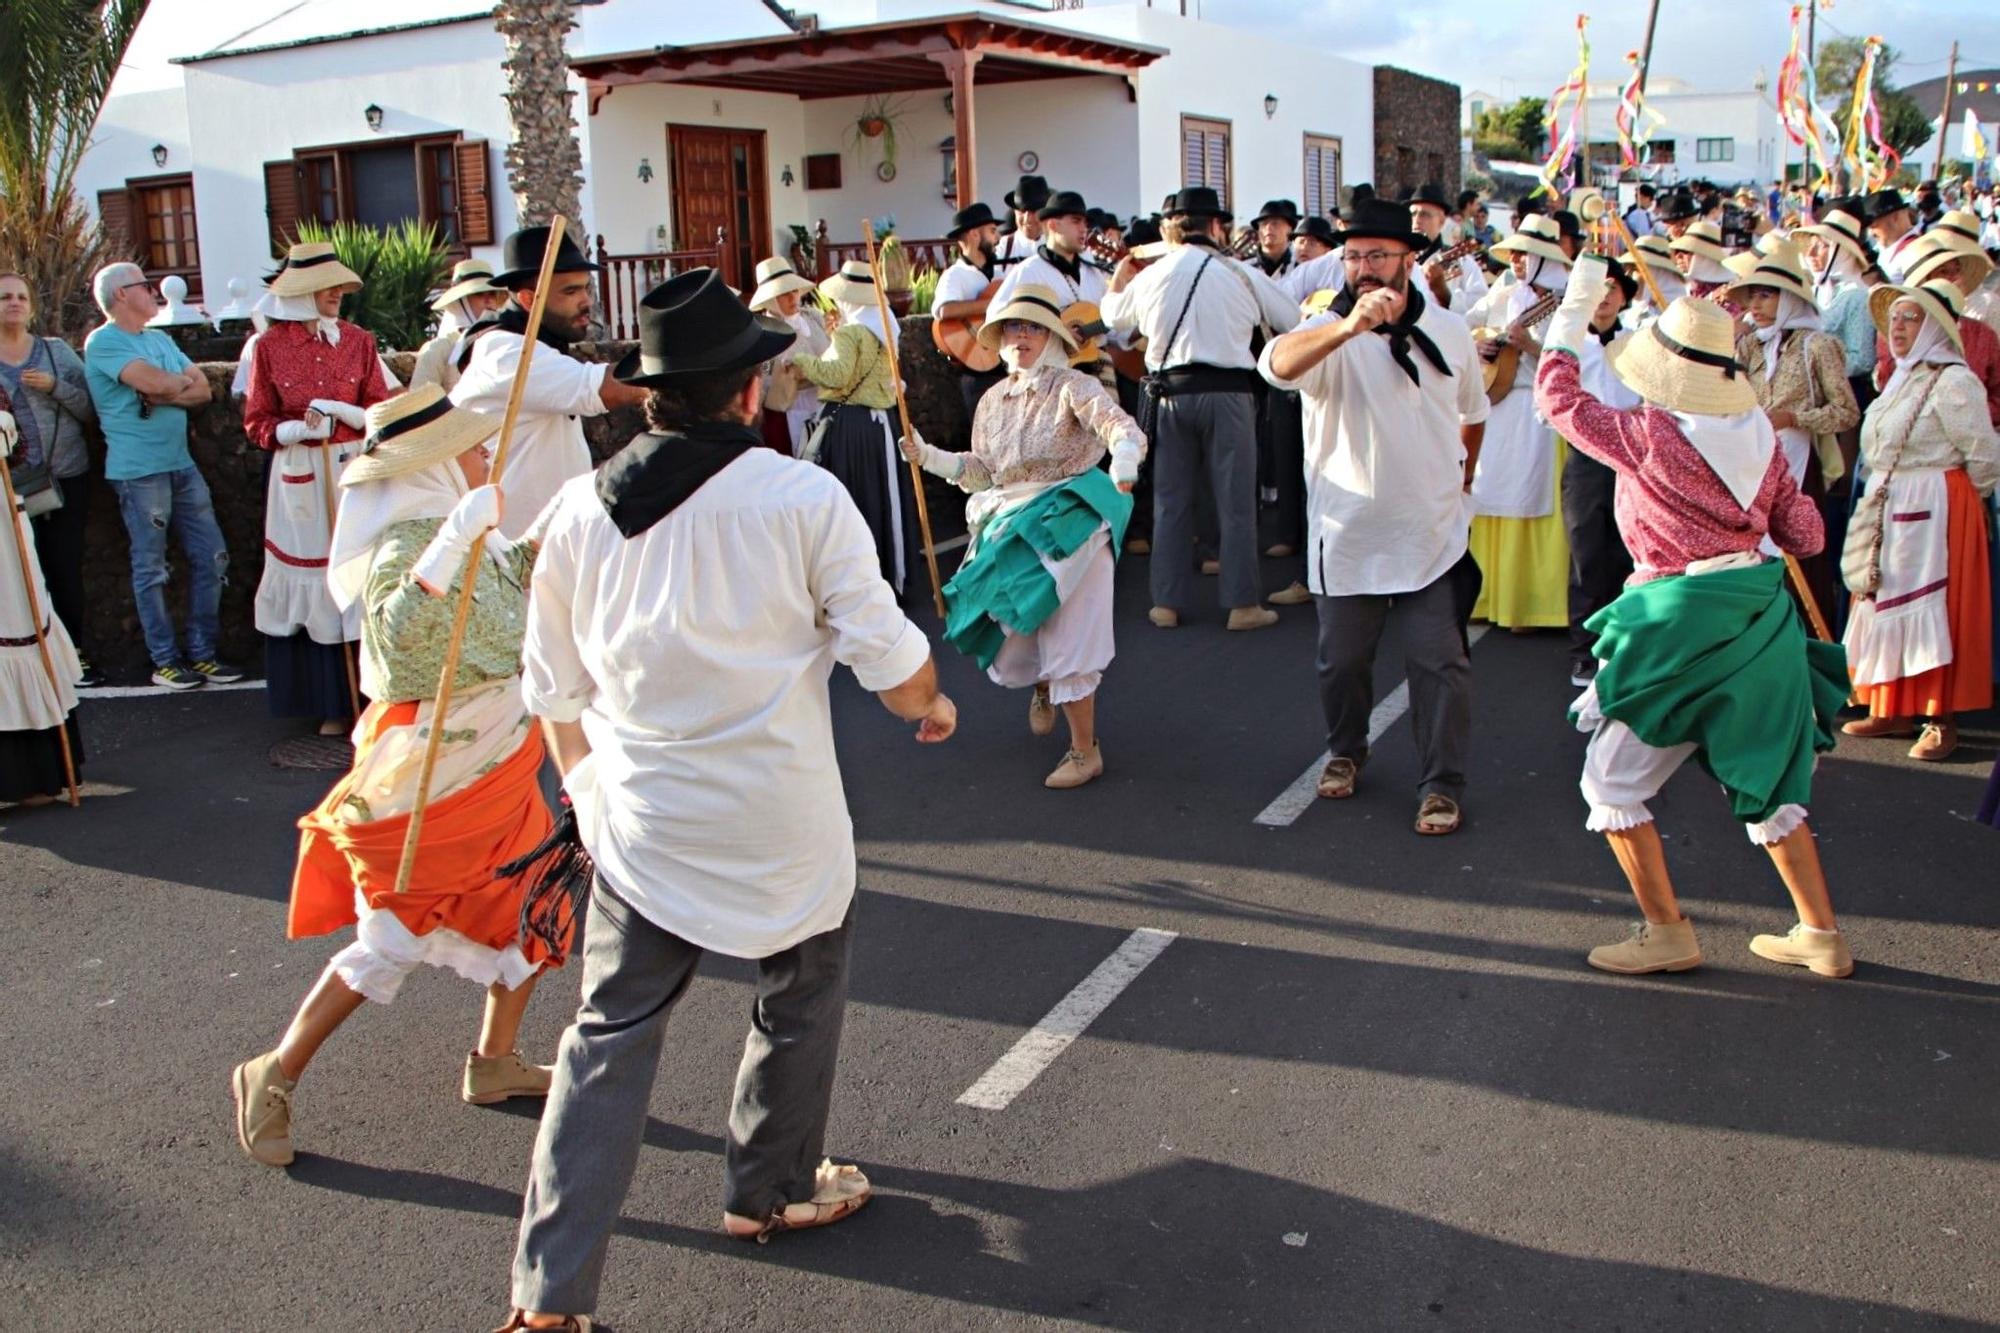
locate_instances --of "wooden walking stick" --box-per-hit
[390,215,569,895]
[0,460,80,806]
[316,445,364,719]
[860,219,947,618]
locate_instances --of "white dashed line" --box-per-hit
[79,680,265,700]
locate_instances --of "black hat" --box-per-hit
[1402,182,1452,212]
[611,269,795,389]
[945,202,999,239]
[1656,188,1699,223]
[1515,194,1546,218]
[492,224,600,289]
[1251,198,1301,227]
[1862,188,1910,223]
[1349,182,1376,206]
[1038,189,1090,221]
[1163,186,1231,220]
[1086,207,1119,231]
[1295,215,1339,247]
[1124,217,1163,247]
[1004,174,1051,212]
[1336,197,1423,249]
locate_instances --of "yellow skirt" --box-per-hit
[1470,439,1570,629]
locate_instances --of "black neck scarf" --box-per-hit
[1038,243,1084,282]
[1329,283,1450,385]
[1257,252,1291,277]
[456,297,576,371]
[596,419,759,539]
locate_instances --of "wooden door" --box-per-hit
[668,125,768,290]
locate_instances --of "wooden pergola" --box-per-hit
[573,14,1165,208]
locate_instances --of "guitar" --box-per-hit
[1478,288,1562,404]
[930,274,1004,372]
[1061,300,1149,380]
[1418,237,1485,306]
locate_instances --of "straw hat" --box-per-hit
[1930,208,1983,248]
[1719,239,1814,305]
[747,257,817,312]
[431,259,504,311]
[1609,297,1757,416]
[1722,251,1761,281]
[1903,230,1995,291]
[1868,278,1967,356]
[1490,215,1569,265]
[818,260,884,307]
[340,384,500,487]
[1667,220,1728,264]
[1797,209,1868,265]
[975,283,1080,352]
[1621,234,1677,275]
[267,241,362,297]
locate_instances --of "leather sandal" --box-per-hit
[724,1160,872,1244]
[1316,757,1359,800]
[493,1313,593,1332]
[1414,794,1461,836]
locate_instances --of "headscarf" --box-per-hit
[1880,298,1966,401]
[1811,244,1867,303]
[1670,408,1779,511]
[326,459,469,614]
[267,290,342,345]
[837,297,899,353]
[1752,292,1823,382]
[997,339,1064,396]
[436,301,480,337]
[1683,254,1736,287]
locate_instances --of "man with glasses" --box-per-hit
[1257,197,1489,837]
[83,262,240,689]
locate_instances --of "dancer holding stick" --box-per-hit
[0,403,80,807]
[863,220,946,616]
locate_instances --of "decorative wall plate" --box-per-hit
[1017,151,1039,172]
[876,160,897,182]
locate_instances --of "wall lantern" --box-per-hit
[940,136,957,203]
[364,103,385,132]
[638,157,654,183]
[1264,93,1278,120]
[781,164,796,187]
[151,143,168,168]
[944,90,955,116]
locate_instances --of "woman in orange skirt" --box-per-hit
[1842,280,1999,761]
[231,386,577,1167]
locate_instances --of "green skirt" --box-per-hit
[1580,560,1848,824]
[943,470,1132,671]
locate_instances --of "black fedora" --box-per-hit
[492,224,600,289]
[1862,187,1910,223]
[1337,197,1424,249]
[1004,174,1052,212]
[1251,198,1301,227]
[1125,217,1163,247]
[1163,186,1231,220]
[612,269,795,389]
[1086,207,1120,232]
[1038,189,1091,221]
[1295,215,1339,247]
[1402,182,1452,212]
[946,202,1000,239]
[1656,188,1700,223]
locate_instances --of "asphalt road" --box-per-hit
[4,552,1998,1331]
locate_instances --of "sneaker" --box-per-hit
[151,663,204,691]
[1267,581,1313,606]
[231,1051,296,1166]
[1587,917,1702,975]
[189,658,245,684]
[75,657,104,689]
[1748,923,1855,978]
[463,1050,554,1105]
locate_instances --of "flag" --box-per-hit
[1964,107,1989,164]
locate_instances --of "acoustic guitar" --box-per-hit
[1478,288,1562,405]
[1418,237,1486,307]
[930,274,1004,372]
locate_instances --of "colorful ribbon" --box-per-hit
[1614,48,1667,171]
[1534,15,1592,198]
[1775,4,1842,191]
[1842,36,1901,191]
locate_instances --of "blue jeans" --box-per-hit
[109,466,228,666]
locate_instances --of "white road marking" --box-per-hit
[957,927,1178,1111]
[79,680,265,700]
[1253,624,1491,827]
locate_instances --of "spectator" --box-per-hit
[82,262,241,690]
[0,272,99,685]
[1623,184,1658,239]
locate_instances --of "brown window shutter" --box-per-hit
[264,159,302,253]
[97,188,136,259]
[455,139,493,245]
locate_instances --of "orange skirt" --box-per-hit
[288,700,560,965]
[1856,468,1994,719]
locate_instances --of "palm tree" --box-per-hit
[495,0,586,230]
[0,0,151,342]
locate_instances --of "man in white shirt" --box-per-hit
[1623,184,1657,242]
[994,174,1050,267]
[932,201,1005,418]
[1863,188,1922,282]
[504,270,955,1331]
[1258,197,1490,837]
[450,225,649,537]
[1407,183,1488,310]
[1104,186,1301,630]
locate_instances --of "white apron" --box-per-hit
[1843,467,1954,687]
[0,504,80,730]
[254,441,362,643]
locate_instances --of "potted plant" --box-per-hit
[846,94,912,174]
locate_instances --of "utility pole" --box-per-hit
[1934,40,1960,181]
[1802,1,1816,192]
[1631,0,1662,189]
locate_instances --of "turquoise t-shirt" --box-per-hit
[83,323,195,481]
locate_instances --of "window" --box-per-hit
[1696,138,1735,163]
[97,174,202,297]
[1303,134,1342,219]
[1181,115,1231,212]
[1647,141,1677,165]
[265,134,491,254]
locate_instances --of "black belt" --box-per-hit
[1146,364,1259,398]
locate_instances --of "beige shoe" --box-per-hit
[1148,606,1180,628]
[1227,606,1279,631]
[231,1051,297,1167]
[1264,543,1296,558]
[464,1051,554,1105]
[1267,580,1312,606]
[1316,756,1359,799]
[1749,923,1855,978]
[1200,558,1221,575]
[1028,684,1056,737]
[1841,714,1913,738]
[1587,917,1702,975]
[1045,743,1104,789]
[1909,720,1957,762]
[1126,537,1151,555]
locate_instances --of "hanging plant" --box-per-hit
[846,94,913,173]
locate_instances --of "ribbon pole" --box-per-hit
[860,218,947,618]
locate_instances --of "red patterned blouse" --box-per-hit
[242,320,390,450]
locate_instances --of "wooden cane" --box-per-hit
[390,215,569,895]
[860,220,947,618]
[315,445,364,719]
[0,460,80,806]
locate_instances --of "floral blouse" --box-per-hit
[362,518,538,703]
[1859,363,2000,494]
[933,365,1143,492]
[242,319,391,450]
[1736,329,1860,437]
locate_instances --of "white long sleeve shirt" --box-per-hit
[450,330,608,538]
[1102,243,1300,372]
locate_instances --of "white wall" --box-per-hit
[178,21,521,301]
[1576,89,1779,186]
[73,88,192,208]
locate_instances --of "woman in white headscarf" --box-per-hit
[747,257,831,455]
[1462,215,1573,630]
[1668,220,1737,300]
[791,260,919,596]
[1723,241,1860,486]
[1840,279,1999,762]
[410,260,507,393]
[1798,209,1878,409]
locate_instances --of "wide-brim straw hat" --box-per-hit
[1490,215,1569,265]
[1904,230,1995,291]
[1719,239,1814,305]
[818,260,883,307]
[1668,220,1728,264]
[975,283,1080,352]
[1621,234,1678,274]
[268,242,363,297]
[1797,210,1868,265]
[431,259,504,311]
[1868,279,1967,356]
[1609,296,1758,416]
[341,384,499,487]
[748,257,817,312]
[1931,208,1983,248]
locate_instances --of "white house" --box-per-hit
[1465,76,1782,189]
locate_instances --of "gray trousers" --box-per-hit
[1151,390,1260,610]
[511,878,854,1315]
[1313,561,1474,800]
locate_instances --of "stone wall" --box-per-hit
[71,317,967,681]
[1373,67,1464,203]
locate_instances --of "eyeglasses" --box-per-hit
[1341,249,1408,267]
[1001,320,1046,336]
[119,279,157,293]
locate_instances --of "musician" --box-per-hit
[1104,186,1300,631]
[1249,200,1301,279]
[1407,183,1487,309]
[1280,217,1347,307]
[1294,215,1338,265]
[1621,235,1687,326]
[995,175,1051,266]
[1089,208,1125,251]
[1244,200,1309,604]
[1562,263,1640,686]
[933,201,1005,419]
[991,190,1111,327]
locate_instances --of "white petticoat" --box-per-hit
[327,888,538,1005]
[986,527,1115,704]
[1843,467,1953,688]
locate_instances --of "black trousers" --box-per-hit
[1560,451,1631,671]
[29,473,91,655]
[957,368,1004,429]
